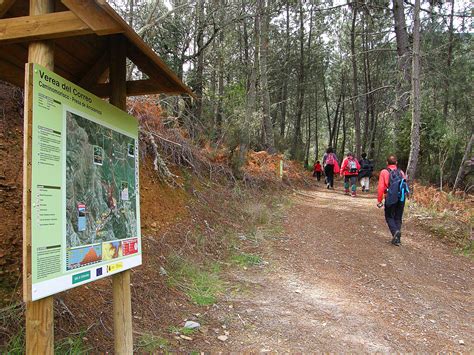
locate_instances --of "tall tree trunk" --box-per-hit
[331,92,342,147]
[258,0,275,153]
[194,0,205,122]
[280,2,290,138]
[368,111,378,159]
[242,0,249,86]
[362,15,370,153]
[443,0,455,121]
[214,0,225,142]
[290,2,305,160]
[366,32,376,158]
[331,76,343,148]
[453,133,474,192]
[322,71,331,147]
[303,3,315,165]
[314,83,319,161]
[305,112,311,168]
[128,0,134,27]
[334,83,345,154]
[334,107,342,154]
[340,96,346,160]
[210,41,217,122]
[406,0,421,186]
[350,4,361,158]
[392,0,411,125]
[238,2,258,173]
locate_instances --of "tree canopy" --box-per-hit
[111,0,473,189]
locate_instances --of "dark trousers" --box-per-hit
[384,201,405,237]
[344,175,357,188]
[324,165,334,187]
[315,171,321,181]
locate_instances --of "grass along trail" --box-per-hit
[197,184,473,352]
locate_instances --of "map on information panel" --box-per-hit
[28,64,141,301]
[65,112,138,270]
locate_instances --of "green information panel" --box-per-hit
[29,64,141,301]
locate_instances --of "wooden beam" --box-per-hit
[24,0,55,353]
[88,80,187,98]
[0,11,93,44]
[125,80,186,96]
[109,35,134,355]
[0,0,17,18]
[110,35,126,106]
[79,51,109,88]
[61,0,123,35]
[126,79,171,97]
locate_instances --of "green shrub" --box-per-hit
[231,253,263,267]
[167,255,223,306]
[136,333,169,352]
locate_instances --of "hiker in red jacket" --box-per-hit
[313,161,322,181]
[340,152,360,197]
[377,154,409,246]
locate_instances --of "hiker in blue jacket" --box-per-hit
[377,155,410,246]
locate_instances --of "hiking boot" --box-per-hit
[391,231,401,246]
[351,191,356,197]
[345,190,350,195]
[327,183,330,189]
[396,231,401,245]
[361,186,365,192]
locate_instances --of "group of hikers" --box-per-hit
[313,147,373,196]
[312,147,410,246]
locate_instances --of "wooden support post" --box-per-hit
[24,1,55,354]
[109,35,134,355]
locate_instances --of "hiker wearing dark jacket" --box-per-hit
[377,155,409,246]
[358,152,373,192]
[322,147,339,189]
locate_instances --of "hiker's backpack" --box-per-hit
[348,159,358,173]
[385,168,410,206]
[326,153,336,165]
[361,158,373,172]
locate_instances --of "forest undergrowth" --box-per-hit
[410,184,473,258]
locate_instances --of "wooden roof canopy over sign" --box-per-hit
[0,0,194,98]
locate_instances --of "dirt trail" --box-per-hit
[201,185,473,352]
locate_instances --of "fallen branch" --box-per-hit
[147,132,179,186]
